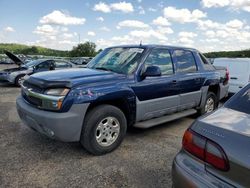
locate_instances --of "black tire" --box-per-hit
[80,105,127,155]
[15,74,25,87]
[198,92,218,115]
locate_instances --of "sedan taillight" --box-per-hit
[182,129,229,171]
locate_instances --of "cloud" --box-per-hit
[40,10,86,25]
[148,8,157,12]
[178,32,197,38]
[201,0,250,12]
[117,20,149,28]
[93,1,134,13]
[100,27,110,32]
[4,26,15,32]
[226,19,244,29]
[138,6,145,14]
[152,16,171,26]
[33,25,58,35]
[110,2,134,13]
[93,2,111,13]
[163,6,206,23]
[130,29,168,40]
[87,31,96,36]
[96,17,104,22]
[63,33,74,39]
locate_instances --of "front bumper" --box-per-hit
[16,95,89,142]
[172,150,232,188]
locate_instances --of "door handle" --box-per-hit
[172,80,177,84]
[230,77,238,80]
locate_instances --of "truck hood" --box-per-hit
[5,51,23,66]
[28,68,127,88]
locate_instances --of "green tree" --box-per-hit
[70,42,97,57]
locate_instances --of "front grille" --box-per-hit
[22,81,44,94]
[22,91,42,107]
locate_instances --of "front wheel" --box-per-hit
[15,74,25,87]
[80,105,127,155]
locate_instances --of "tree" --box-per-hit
[70,42,97,57]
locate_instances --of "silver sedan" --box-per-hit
[172,83,250,188]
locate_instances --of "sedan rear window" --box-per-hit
[225,86,250,114]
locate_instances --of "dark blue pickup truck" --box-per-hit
[16,45,229,155]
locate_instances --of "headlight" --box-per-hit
[45,88,70,96]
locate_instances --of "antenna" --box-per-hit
[139,40,142,46]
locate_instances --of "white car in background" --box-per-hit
[213,58,250,94]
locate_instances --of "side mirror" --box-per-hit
[143,65,161,77]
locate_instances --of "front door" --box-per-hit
[132,48,180,121]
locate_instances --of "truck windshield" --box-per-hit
[225,85,250,114]
[87,47,145,74]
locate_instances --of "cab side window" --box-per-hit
[144,48,174,75]
[174,50,197,73]
[36,61,51,70]
[55,60,72,68]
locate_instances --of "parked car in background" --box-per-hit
[0,51,75,86]
[16,45,229,155]
[70,57,93,66]
[213,58,250,94]
[172,83,250,188]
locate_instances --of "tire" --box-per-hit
[80,105,127,155]
[15,74,25,87]
[198,92,218,115]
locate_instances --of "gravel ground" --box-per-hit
[0,65,195,188]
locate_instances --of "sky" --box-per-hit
[0,0,250,52]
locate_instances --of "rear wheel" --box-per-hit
[198,92,217,115]
[15,74,25,87]
[80,105,127,155]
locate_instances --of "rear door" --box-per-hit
[132,48,180,121]
[172,50,203,111]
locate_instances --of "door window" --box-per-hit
[36,61,50,70]
[174,50,197,73]
[144,48,173,75]
[55,60,72,68]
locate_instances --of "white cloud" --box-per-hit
[138,6,145,14]
[100,26,110,32]
[40,10,86,25]
[164,6,206,23]
[96,17,104,22]
[118,20,149,28]
[197,19,221,30]
[33,25,58,35]
[179,37,194,44]
[156,26,174,34]
[148,8,157,12]
[63,33,74,39]
[4,26,15,32]
[93,1,134,13]
[87,31,96,36]
[130,29,168,40]
[201,0,250,12]
[226,19,244,29]
[152,16,171,26]
[178,31,197,38]
[205,30,216,38]
[93,2,111,13]
[201,0,230,8]
[110,2,134,13]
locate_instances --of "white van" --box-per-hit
[213,58,250,94]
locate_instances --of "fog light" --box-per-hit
[43,127,55,137]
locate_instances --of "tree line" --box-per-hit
[0,42,101,57]
[0,42,249,58]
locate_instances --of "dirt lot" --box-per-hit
[0,65,195,188]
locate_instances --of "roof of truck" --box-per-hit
[109,44,198,51]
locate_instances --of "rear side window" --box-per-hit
[144,48,173,75]
[174,50,197,73]
[225,86,250,114]
[55,61,72,68]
